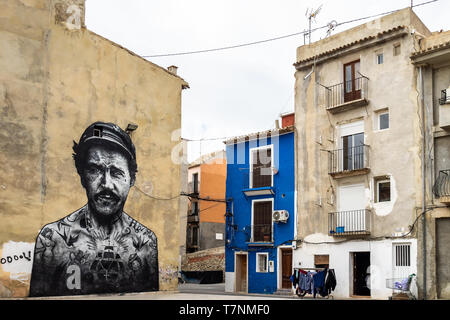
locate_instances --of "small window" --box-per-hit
[393,44,401,56]
[377,53,384,65]
[394,243,411,267]
[256,253,268,273]
[375,177,391,202]
[379,111,389,130]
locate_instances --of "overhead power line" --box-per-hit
[142,0,438,58]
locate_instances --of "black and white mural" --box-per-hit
[29,122,158,296]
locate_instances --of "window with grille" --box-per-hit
[394,243,411,267]
[256,253,268,272]
[250,147,272,188]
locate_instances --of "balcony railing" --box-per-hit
[329,209,371,236]
[325,77,369,113]
[244,224,272,243]
[241,171,274,196]
[188,181,199,194]
[187,214,199,223]
[433,169,450,203]
[328,145,370,177]
[439,89,447,105]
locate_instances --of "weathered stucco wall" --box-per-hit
[0,0,187,297]
[296,8,431,63]
[294,9,426,240]
[414,35,450,299]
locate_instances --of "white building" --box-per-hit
[292,8,433,299]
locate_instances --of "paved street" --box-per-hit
[11,283,299,300]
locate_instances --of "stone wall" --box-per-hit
[181,247,225,273]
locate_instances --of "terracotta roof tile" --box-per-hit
[294,25,406,66]
[411,40,450,58]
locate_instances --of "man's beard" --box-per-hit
[89,189,125,220]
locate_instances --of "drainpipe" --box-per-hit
[419,66,426,300]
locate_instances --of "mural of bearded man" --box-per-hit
[29,122,159,296]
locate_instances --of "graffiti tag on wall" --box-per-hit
[1,251,32,264]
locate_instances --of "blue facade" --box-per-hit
[225,130,295,294]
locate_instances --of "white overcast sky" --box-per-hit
[85,0,450,163]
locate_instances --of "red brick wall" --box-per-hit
[281,113,295,127]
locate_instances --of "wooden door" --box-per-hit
[343,60,361,102]
[235,254,247,293]
[281,249,292,289]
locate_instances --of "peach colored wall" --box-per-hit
[199,160,227,224]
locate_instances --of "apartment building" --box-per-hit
[293,8,434,299]
[411,30,450,300]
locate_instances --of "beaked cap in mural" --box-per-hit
[72,121,138,177]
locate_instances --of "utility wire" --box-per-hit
[142,0,438,58]
[133,185,181,200]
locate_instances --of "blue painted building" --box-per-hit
[224,115,296,294]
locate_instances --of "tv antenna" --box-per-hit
[304,4,322,44]
[325,20,338,38]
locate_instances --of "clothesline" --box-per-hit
[291,267,336,299]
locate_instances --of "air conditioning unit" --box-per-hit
[273,210,289,223]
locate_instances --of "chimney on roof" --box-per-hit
[281,112,295,128]
[275,119,280,129]
[167,65,178,75]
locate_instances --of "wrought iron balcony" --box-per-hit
[241,171,274,196]
[187,214,199,223]
[329,209,371,236]
[439,89,448,105]
[325,76,369,113]
[433,169,450,204]
[328,145,370,178]
[244,224,273,244]
[188,181,199,195]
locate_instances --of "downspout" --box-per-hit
[419,66,426,300]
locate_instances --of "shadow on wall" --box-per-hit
[179,271,224,284]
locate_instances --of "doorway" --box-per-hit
[281,249,292,289]
[343,60,361,102]
[352,252,371,297]
[235,253,247,293]
[437,218,450,299]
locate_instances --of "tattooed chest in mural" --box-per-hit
[29,206,159,296]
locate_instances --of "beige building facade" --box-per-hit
[411,30,450,300]
[293,8,444,299]
[0,0,188,297]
